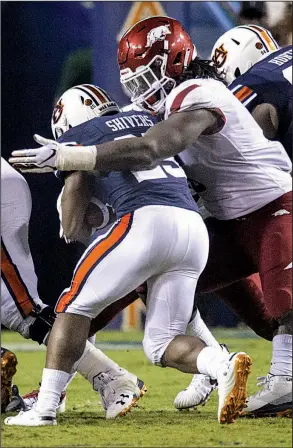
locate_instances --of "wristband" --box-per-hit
[57,144,97,171]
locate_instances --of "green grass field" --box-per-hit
[2,330,291,448]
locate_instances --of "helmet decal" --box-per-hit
[146,25,171,48]
[52,101,64,125]
[212,44,228,68]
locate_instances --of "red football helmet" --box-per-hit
[118,16,196,113]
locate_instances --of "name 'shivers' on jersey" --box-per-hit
[105,114,154,132]
[58,110,197,218]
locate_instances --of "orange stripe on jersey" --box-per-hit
[235,86,253,103]
[1,243,34,317]
[56,213,132,313]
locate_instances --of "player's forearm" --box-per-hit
[56,138,159,172]
[62,172,91,239]
[55,109,216,172]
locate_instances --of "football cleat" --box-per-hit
[242,374,292,418]
[217,352,252,424]
[22,384,66,413]
[5,385,26,413]
[174,344,229,410]
[1,348,18,411]
[93,372,147,419]
[174,374,217,410]
[4,407,57,426]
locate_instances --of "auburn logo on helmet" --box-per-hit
[52,101,64,124]
[212,44,228,68]
[146,25,171,48]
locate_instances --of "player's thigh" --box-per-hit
[143,271,198,365]
[1,225,41,310]
[55,213,161,319]
[1,280,34,338]
[259,195,292,318]
[197,217,254,293]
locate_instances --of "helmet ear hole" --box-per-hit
[173,52,182,65]
[234,67,241,78]
[80,96,85,104]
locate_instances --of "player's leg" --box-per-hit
[174,216,254,410]
[174,306,225,410]
[143,270,251,424]
[215,274,278,341]
[5,211,157,425]
[238,192,292,417]
[142,212,251,423]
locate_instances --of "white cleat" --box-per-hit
[4,407,56,426]
[22,387,66,413]
[217,352,252,424]
[242,374,292,418]
[174,374,217,410]
[93,372,147,419]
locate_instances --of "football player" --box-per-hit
[10,16,292,419]
[211,25,292,158]
[6,84,252,427]
[1,145,145,419]
[176,24,292,415]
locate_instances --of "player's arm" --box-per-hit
[46,109,217,172]
[61,171,92,243]
[9,93,218,172]
[251,103,279,140]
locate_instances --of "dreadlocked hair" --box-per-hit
[178,57,226,85]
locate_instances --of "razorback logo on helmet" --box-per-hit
[212,44,228,68]
[52,101,64,125]
[146,25,171,48]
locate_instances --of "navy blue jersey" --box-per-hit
[58,111,197,217]
[229,46,292,157]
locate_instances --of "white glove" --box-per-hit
[9,134,97,173]
[9,135,77,173]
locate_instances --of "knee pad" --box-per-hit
[28,306,56,344]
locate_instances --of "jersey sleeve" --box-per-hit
[229,75,262,113]
[229,71,288,115]
[165,79,227,132]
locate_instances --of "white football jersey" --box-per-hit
[165,78,292,220]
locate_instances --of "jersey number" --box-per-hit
[114,133,186,182]
[283,67,292,84]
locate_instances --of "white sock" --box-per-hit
[197,347,230,380]
[63,371,76,391]
[270,334,292,376]
[73,341,127,390]
[187,309,221,349]
[36,368,69,417]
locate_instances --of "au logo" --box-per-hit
[212,44,228,68]
[52,101,64,124]
[117,1,166,41]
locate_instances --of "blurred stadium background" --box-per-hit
[2,1,292,332]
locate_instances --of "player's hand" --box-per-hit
[9,135,58,173]
[9,135,77,173]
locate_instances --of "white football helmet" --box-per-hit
[211,25,279,85]
[51,84,119,139]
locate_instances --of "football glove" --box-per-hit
[9,134,77,173]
